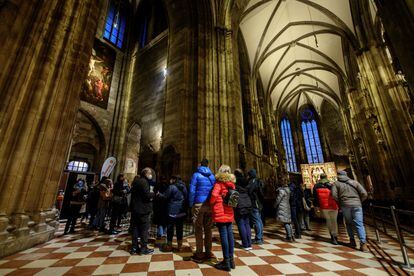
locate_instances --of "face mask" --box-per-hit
[147,175,153,180]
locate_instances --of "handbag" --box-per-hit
[223,188,239,207]
[302,197,311,211]
[112,195,123,204]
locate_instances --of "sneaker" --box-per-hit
[252,239,263,245]
[140,247,154,255]
[191,253,205,263]
[360,243,368,252]
[129,247,140,255]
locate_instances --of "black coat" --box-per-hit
[247,178,264,210]
[153,183,169,225]
[235,175,252,216]
[130,177,154,215]
[160,181,188,217]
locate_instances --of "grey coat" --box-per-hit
[331,175,367,207]
[274,187,291,223]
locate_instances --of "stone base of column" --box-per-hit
[0,214,59,258]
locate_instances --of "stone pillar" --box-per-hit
[351,45,414,200]
[0,0,102,257]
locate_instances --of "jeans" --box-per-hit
[157,225,167,237]
[300,210,310,229]
[341,206,367,244]
[284,223,293,238]
[93,207,107,230]
[167,216,184,242]
[236,214,252,248]
[192,202,213,254]
[250,208,263,241]
[217,222,234,259]
[131,213,151,249]
[321,209,338,236]
[291,206,302,237]
[109,202,122,231]
[64,204,82,233]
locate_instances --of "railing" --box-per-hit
[369,204,414,270]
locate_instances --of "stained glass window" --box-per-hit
[67,161,89,172]
[301,109,324,164]
[104,1,126,49]
[281,118,297,172]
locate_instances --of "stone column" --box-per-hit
[351,45,414,199]
[0,0,102,257]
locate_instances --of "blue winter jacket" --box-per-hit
[189,166,215,207]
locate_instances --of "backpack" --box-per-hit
[224,188,240,207]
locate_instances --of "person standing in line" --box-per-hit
[210,165,236,271]
[302,184,312,231]
[158,175,188,252]
[189,158,216,262]
[246,169,264,245]
[153,176,169,239]
[313,174,339,244]
[64,179,87,234]
[275,180,294,242]
[86,180,100,230]
[234,169,252,250]
[288,181,303,239]
[109,174,129,235]
[93,178,112,232]
[332,170,368,252]
[129,168,155,255]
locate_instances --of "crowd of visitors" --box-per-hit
[63,159,369,271]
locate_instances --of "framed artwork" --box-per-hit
[300,162,337,189]
[80,38,116,109]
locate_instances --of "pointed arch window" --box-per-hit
[281,118,297,172]
[301,109,324,164]
[104,0,127,49]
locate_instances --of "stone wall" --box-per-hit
[128,33,168,171]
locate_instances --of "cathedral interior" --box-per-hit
[1,0,414,275]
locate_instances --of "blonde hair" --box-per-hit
[218,164,231,174]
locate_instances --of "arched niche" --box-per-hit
[70,109,106,172]
[160,145,180,179]
[124,123,142,180]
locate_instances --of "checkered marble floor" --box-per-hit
[0,219,413,275]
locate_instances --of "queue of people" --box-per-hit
[62,160,369,272]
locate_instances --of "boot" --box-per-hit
[349,238,357,248]
[215,259,231,272]
[229,257,235,269]
[176,240,183,252]
[360,243,368,252]
[330,235,338,245]
[163,241,173,252]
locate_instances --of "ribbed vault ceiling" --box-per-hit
[240,0,357,113]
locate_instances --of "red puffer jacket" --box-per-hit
[315,185,338,210]
[210,172,236,223]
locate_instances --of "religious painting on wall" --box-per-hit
[80,38,116,109]
[300,162,337,189]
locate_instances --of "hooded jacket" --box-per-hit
[210,172,236,223]
[313,178,338,210]
[331,172,367,207]
[189,166,215,207]
[235,173,252,216]
[246,169,264,210]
